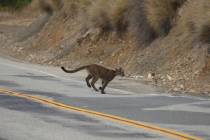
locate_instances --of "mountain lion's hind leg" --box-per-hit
[85,74,92,88]
[91,77,99,92]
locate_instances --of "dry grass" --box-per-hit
[109,0,128,33]
[176,0,210,43]
[84,0,156,44]
[21,0,210,46]
[144,0,186,37]
[199,23,210,43]
[86,1,112,31]
[125,0,156,45]
[86,0,129,33]
[82,0,188,44]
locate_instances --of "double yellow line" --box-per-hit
[0,88,202,140]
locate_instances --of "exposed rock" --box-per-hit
[167,75,173,81]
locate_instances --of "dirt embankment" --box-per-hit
[0,0,210,95]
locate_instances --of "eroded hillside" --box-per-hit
[0,0,210,95]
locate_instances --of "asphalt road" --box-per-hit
[0,57,210,140]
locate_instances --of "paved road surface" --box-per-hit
[0,57,210,140]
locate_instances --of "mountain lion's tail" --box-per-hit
[61,66,87,73]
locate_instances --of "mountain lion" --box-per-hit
[61,64,125,94]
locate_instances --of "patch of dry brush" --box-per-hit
[144,0,186,36]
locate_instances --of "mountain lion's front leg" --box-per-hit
[100,81,109,94]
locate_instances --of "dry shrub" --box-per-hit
[87,1,112,32]
[85,0,156,45]
[39,0,54,14]
[177,0,210,43]
[171,0,186,10]
[51,0,63,9]
[199,23,210,43]
[109,0,128,33]
[144,0,186,37]
[38,0,65,14]
[69,0,92,13]
[126,0,156,45]
[86,0,129,33]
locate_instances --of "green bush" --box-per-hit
[0,0,32,9]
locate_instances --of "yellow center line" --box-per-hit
[0,88,202,140]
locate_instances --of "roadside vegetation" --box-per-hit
[0,0,32,10]
[0,0,210,94]
[61,0,210,45]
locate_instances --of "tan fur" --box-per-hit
[61,64,125,94]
